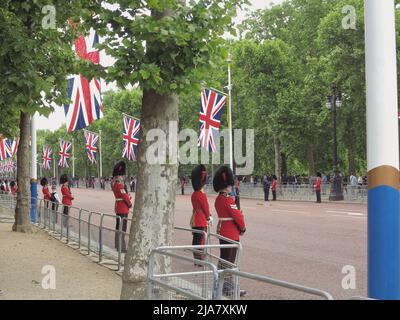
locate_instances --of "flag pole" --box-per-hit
[210,87,228,97]
[53,149,56,183]
[72,138,75,185]
[99,129,103,189]
[365,0,400,299]
[122,112,141,122]
[227,51,234,172]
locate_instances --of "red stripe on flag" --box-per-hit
[68,89,81,132]
[80,75,94,125]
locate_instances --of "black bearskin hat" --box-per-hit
[317,172,322,178]
[213,166,234,192]
[191,164,207,191]
[113,161,126,177]
[40,177,48,186]
[60,174,69,185]
[10,181,15,188]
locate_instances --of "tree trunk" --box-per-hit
[307,146,316,177]
[281,152,288,178]
[121,89,179,300]
[273,135,281,183]
[12,112,32,233]
[348,148,356,175]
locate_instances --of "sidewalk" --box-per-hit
[0,213,122,300]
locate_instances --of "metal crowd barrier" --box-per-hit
[216,269,334,300]
[148,246,223,300]
[0,193,17,210]
[0,194,371,300]
[178,184,368,203]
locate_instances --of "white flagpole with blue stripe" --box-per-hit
[365,0,400,299]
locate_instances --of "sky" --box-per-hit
[37,0,284,131]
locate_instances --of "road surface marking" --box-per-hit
[272,204,310,208]
[327,211,365,216]
[331,214,367,219]
[271,209,310,214]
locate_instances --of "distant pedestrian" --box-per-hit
[272,175,277,201]
[60,174,73,228]
[40,177,51,209]
[180,176,186,195]
[314,172,322,203]
[50,184,61,223]
[130,176,136,193]
[10,181,17,196]
[5,180,10,194]
[262,175,270,201]
[350,172,357,198]
[234,176,241,210]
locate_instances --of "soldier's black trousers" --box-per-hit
[316,190,321,203]
[272,191,277,200]
[192,226,206,262]
[62,205,69,228]
[219,239,239,295]
[115,214,128,252]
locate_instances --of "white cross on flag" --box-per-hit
[58,140,72,168]
[197,88,227,153]
[122,115,140,161]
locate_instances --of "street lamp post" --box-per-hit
[326,88,344,201]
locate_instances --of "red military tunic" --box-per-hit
[215,192,246,241]
[11,185,17,196]
[272,179,277,192]
[42,186,51,201]
[191,190,210,228]
[61,185,73,206]
[112,181,132,215]
[314,177,321,192]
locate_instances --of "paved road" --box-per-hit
[70,187,367,300]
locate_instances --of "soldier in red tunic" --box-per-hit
[40,177,51,208]
[314,172,322,203]
[60,174,73,227]
[111,161,132,253]
[272,175,277,201]
[213,166,246,296]
[190,164,212,264]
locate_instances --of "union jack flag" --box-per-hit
[84,130,99,164]
[42,145,52,170]
[0,138,12,161]
[64,31,103,132]
[0,161,4,174]
[122,115,141,161]
[197,88,227,153]
[10,138,19,157]
[58,140,72,168]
